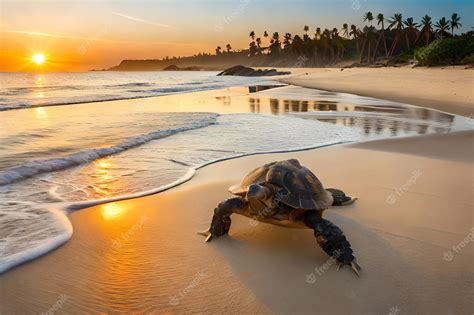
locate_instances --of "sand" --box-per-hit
[1,130,472,314]
[1,67,473,313]
[278,67,474,117]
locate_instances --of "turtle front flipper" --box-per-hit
[326,188,358,206]
[198,197,247,242]
[304,212,361,276]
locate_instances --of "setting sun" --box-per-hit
[32,53,45,65]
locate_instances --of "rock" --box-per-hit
[162,65,202,71]
[217,65,290,76]
[162,65,180,71]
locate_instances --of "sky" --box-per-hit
[0,0,472,71]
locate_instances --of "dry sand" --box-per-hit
[278,67,474,117]
[1,131,473,314]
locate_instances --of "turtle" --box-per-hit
[198,159,361,275]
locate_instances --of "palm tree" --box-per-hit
[315,27,322,40]
[332,28,345,61]
[256,37,262,52]
[403,17,419,29]
[225,44,232,52]
[304,25,309,34]
[363,11,374,26]
[350,24,362,57]
[272,32,280,42]
[360,25,378,63]
[435,17,450,38]
[215,46,221,55]
[415,15,434,45]
[291,35,304,56]
[388,13,404,57]
[269,32,281,55]
[248,41,258,55]
[403,17,419,49]
[450,13,461,36]
[263,31,269,49]
[249,31,255,40]
[361,11,376,63]
[283,33,292,49]
[321,28,334,62]
[349,24,359,39]
[376,13,388,58]
[342,23,349,38]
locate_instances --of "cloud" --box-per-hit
[112,12,171,28]
[3,30,102,41]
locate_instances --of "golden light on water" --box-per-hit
[97,159,111,169]
[32,53,45,65]
[34,107,48,119]
[101,203,126,220]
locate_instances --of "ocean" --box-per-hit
[0,71,472,273]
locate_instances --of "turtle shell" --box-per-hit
[229,159,333,210]
[228,161,277,196]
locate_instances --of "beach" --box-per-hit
[3,0,474,312]
[1,131,473,314]
[0,68,473,314]
[278,66,474,117]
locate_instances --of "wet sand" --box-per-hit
[278,67,474,117]
[1,131,472,314]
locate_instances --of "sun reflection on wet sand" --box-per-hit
[101,203,126,220]
[34,107,48,120]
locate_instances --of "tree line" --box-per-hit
[214,12,466,66]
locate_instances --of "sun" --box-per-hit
[32,53,46,65]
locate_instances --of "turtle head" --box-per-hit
[326,188,357,206]
[246,184,272,210]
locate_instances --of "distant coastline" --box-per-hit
[101,11,472,72]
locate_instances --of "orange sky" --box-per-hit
[1,0,471,72]
[0,31,215,72]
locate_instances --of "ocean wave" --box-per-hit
[1,82,154,95]
[0,202,72,274]
[0,72,271,111]
[0,115,217,185]
[0,84,232,111]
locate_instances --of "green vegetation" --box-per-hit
[415,33,474,66]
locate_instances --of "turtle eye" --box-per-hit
[247,184,260,196]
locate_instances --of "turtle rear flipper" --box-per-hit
[304,212,361,276]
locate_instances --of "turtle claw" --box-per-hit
[351,261,361,277]
[197,229,213,242]
[336,260,361,276]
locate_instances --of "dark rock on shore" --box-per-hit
[162,65,202,71]
[217,65,290,76]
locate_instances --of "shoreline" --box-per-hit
[277,66,474,117]
[1,72,473,312]
[0,140,352,275]
[1,130,472,313]
[1,79,472,275]
[3,66,472,117]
